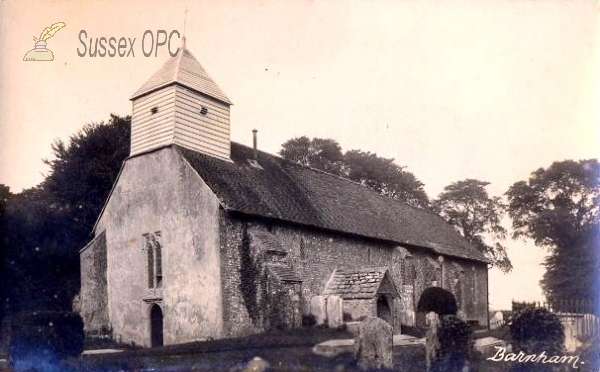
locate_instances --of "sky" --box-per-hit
[1,0,599,310]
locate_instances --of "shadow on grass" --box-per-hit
[82,328,355,371]
[81,329,435,372]
[82,328,542,372]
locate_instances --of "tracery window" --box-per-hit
[143,232,163,288]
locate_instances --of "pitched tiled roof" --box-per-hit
[323,268,397,299]
[247,230,302,282]
[267,263,302,283]
[131,47,231,104]
[176,143,489,263]
[248,230,286,254]
[395,246,412,259]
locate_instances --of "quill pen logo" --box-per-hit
[23,22,66,61]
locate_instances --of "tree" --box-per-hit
[278,136,345,175]
[1,115,131,317]
[433,179,512,273]
[506,159,600,305]
[0,184,11,334]
[0,184,9,216]
[43,114,131,237]
[2,186,73,312]
[279,137,430,208]
[344,150,429,207]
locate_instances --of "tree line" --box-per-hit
[0,116,597,325]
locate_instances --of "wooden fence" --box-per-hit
[512,299,598,315]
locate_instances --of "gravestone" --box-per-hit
[327,295,343,328]
[425,312,440,372]
[310,296,327,326]
[475,337,507,358]
[354,316,393,370]
[241,356,270,372]
[490,311,504,330]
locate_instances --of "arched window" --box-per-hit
[143,232,163,288]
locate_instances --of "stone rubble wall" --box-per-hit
[219,213,488,337]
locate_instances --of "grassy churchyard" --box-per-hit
[2,317,598,372]
[76,326,595,372]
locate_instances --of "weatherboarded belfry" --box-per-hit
[130,38,232,159]
[79,42,490,347]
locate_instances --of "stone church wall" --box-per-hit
[79,231,109,335]
[85,146,488,345]
[92,147,224,346]
[343,299,376,321]
[219,213,489,337]
[218,217,304,336]
[219,216,262,337]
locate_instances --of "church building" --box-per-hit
[79,41,490,347]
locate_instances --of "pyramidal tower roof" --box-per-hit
[131,41,232,105]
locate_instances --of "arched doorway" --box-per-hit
[150,304,164,347]
[415,286,458,328]
[376,295,392,324]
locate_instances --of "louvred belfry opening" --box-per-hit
[130,40,232,159]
